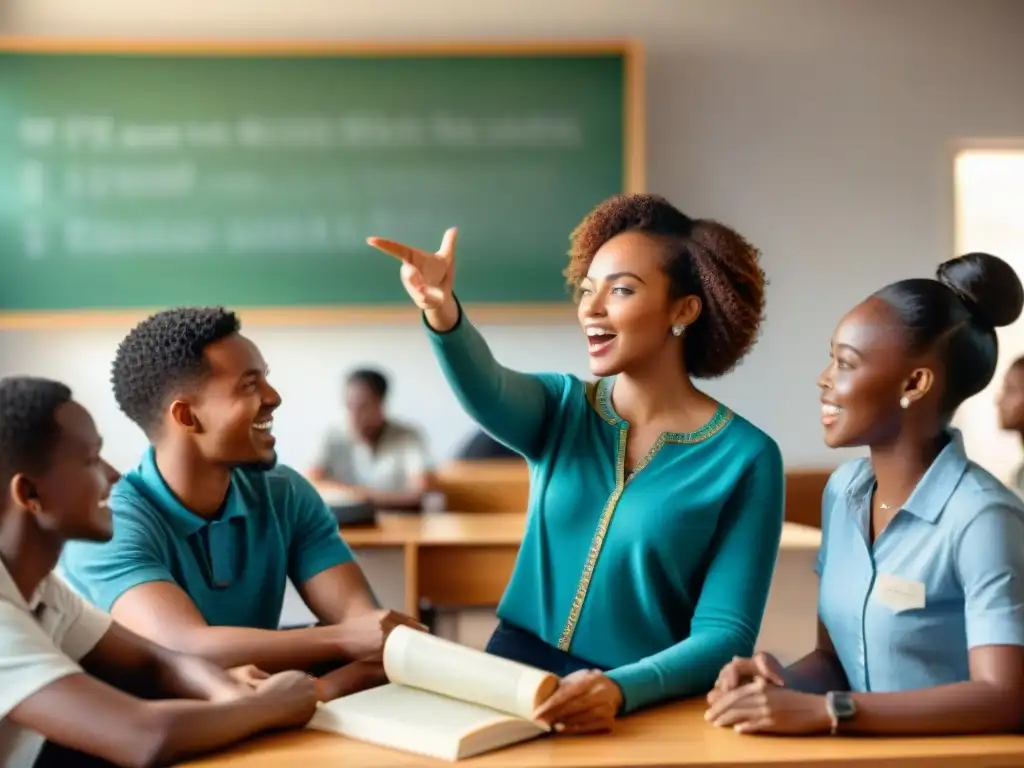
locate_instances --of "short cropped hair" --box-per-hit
[111,306,240,435]
[0,376,73,491]
[347,368,389,400]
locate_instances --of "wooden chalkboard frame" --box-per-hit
[0,38,645,329]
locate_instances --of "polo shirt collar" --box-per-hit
[0,555,44,613]
[845,429,968,524]
[135,447,249,535]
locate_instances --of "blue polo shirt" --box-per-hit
[59,448,354,629]
[816,430,1024,693]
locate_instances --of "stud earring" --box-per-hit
[900,396,910,409]
[671,324,685,337]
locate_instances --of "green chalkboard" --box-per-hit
[0,42,640,322]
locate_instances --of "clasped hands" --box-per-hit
[705,653,831,735]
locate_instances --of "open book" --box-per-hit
[307,626,559,761]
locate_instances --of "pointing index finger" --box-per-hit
[366,237,425,268]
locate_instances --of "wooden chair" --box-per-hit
[435,458,833,527]
[423,459,833,638]
[433,459,530,513]
[784,468,834,528]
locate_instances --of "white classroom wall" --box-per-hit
[2,0,1023,477]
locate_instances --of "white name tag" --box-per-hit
[873,572,926,612]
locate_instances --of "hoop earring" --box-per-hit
[671,324,685,337]
[899,396,910,409]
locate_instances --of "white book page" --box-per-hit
[311,684,518,736]
[309,685,546,761]
[383,626,558,721]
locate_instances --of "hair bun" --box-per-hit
[936,252,1023,329]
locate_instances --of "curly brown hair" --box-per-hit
[565,193,766,378]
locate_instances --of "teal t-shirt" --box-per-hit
[428,310,786,713]
[59,448,354,629]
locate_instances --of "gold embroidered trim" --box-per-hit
[557,396,735,652]
[557,423,628,651]
[587,378,618,426]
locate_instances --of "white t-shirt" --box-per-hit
[315,420,431,493]
[0,557,112,767]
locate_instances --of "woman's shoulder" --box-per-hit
[530,372,599,414]
[711,407,781,460]
[826,457,871,490]
[817,458,872,525]
[947,458,1024,526]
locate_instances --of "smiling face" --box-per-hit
[20,400,120,542]
[172,333,282,468]
[576,230,699,378]
[818,298,935,449]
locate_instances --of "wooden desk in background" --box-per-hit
[432,461,835,529]
[344,512,524,619]
[180,697,1024,768]
[344,513,822,623]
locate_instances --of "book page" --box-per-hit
[384,626,558,720]
[309,685,547,761]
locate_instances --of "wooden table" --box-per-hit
[342,512,525,618]
[342,513,824,621]
[179,697,1024,767]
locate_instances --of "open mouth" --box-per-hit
[586,328,617,356]
[253,418,276,442]
[821,404,843,426]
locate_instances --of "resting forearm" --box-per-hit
[316,659,387,701]
[143,696,284,766]
[782,650,849,694]
[610,631,751,713]
[164,625,344,673]
[845,681,1023,735]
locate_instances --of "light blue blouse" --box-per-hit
[816,430,1024,692]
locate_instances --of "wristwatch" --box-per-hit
[824,691,856,735]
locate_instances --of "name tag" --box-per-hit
[873,572,926,612]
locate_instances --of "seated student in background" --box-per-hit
[0,376,317,768]
[707,252,1024,737]
[367,193,785,734]
[60,308,423,702]
[308,368,433,511]
[996,355,1024,495]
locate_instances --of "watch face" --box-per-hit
[832,692,856,718]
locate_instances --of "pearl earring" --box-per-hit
[672,324,685,337]
[900,396,910,409]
